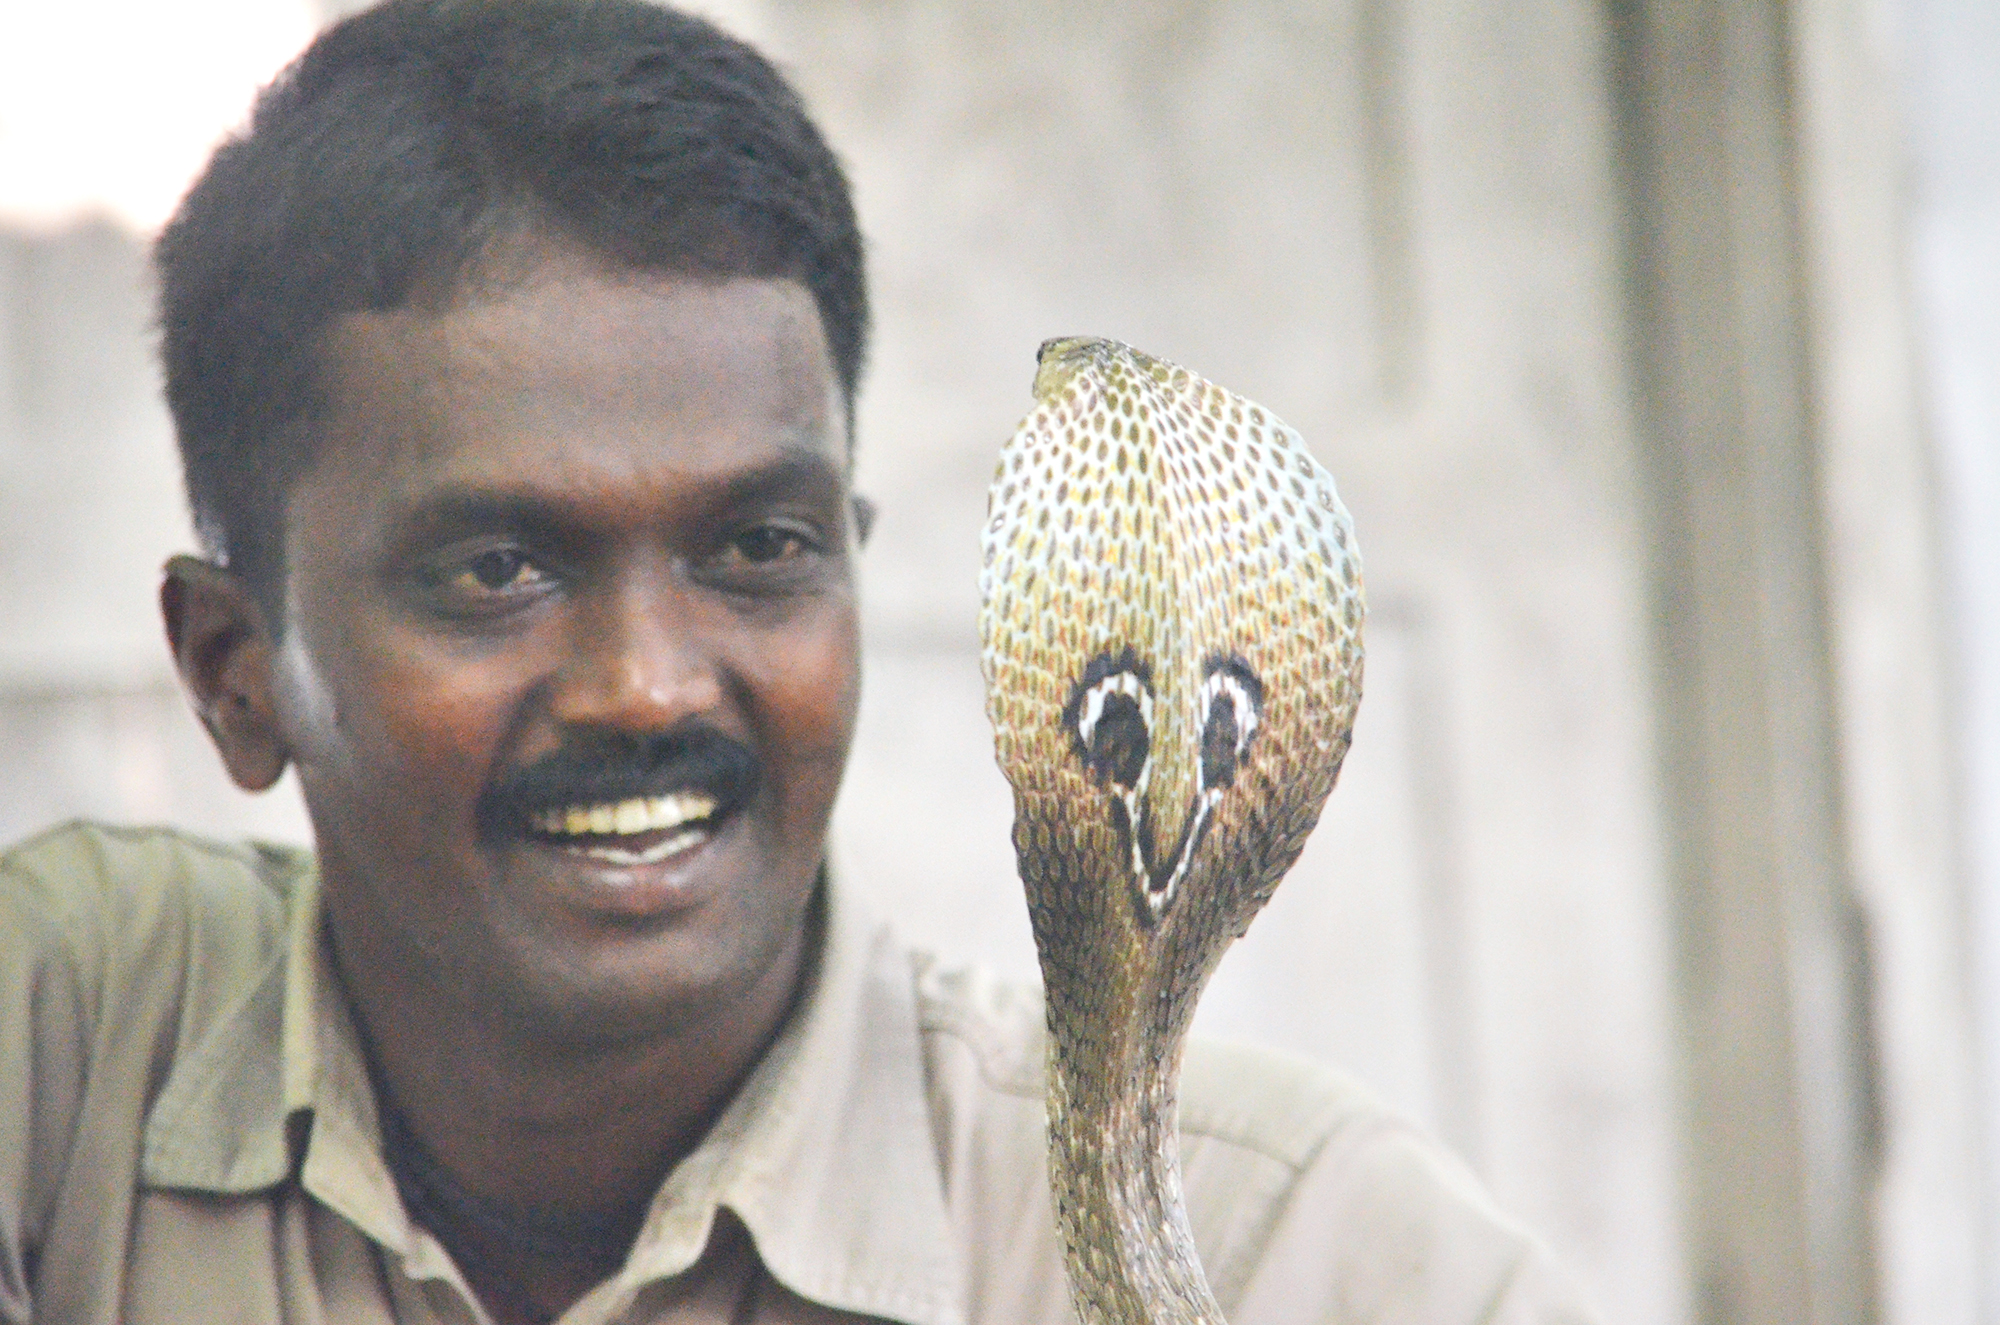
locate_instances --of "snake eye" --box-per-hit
[1083,690,1150,788]
[1064,649,1155,793]
[1200,696,1240,788]
[1197,656,1263,792]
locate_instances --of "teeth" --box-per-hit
[531,792,718,839]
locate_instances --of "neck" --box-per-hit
[327,907,811,1325]
[1043,1010,1225,1325]
[376,1084,650,1325]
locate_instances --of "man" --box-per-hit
[0,3,1600,1323]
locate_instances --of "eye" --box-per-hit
[1063,649,1155,793]
[1197,655,1263,791]
[462,547,538,591]
[421,542,555,613]
[724,521,820,566]
[1082,686,1150,788]
[1199,691,1242,788]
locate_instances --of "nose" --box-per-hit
[549,560,725,735]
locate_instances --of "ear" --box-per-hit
[161,554,291,792]
[851,494,877,548]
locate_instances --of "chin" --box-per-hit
[482,893,809,1048]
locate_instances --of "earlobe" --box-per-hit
[161,554,292,792]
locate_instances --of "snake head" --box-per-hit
[980,338,1365,1022]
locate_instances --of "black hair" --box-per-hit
[156,0,867,600]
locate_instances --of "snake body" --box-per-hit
[979,338,1365,1325]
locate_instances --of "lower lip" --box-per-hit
[514,816,734,918]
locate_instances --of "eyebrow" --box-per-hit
[390,447,848,546]
[708,447,848,511]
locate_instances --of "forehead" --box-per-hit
[302,256,845,513]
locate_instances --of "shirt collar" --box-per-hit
[139,861,965,1325]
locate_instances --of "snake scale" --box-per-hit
[979,338,1365,1325]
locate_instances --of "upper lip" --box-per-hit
[475,727,761,844]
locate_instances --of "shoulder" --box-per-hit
[1183,1036,1402,1168]
[3,819,309,930]
[909,952,1044,1097]
[906,946,1421,1172]
[3,819,308,964]
[0,823,316,1304]
[903,950,1599,1324]
[1,820,310,1061]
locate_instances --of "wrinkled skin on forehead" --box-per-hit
[979,336,1364,1325]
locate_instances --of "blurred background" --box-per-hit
[0,0,1993,1321]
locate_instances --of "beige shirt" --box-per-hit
[0,822,1600,1325]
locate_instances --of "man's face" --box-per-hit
[270,250,860,1042]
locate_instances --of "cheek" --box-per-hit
[277,616,527,812]
[750,602,862,802]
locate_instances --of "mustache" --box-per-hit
[475,726,760,841]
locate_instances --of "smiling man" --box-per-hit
[0,3,1600,1324]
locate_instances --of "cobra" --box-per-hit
[979,338,1365,1325]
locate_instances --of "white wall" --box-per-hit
[1900,0,2000,1313]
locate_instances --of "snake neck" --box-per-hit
[1043,1013,1224,1325]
